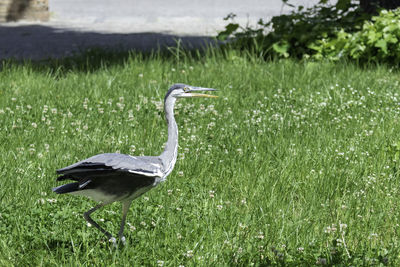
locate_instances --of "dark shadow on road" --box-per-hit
[0,23,218,62]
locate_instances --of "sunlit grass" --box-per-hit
[1,52,400,265]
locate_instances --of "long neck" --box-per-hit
[160,96,178,175]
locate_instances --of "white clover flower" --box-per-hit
[324,226,331,233]
[185,250,193,258]
[209,190,215,198]
[256,231,264,239]
[116,102,125,110]
[126,222,136,231]
[152,100,163,111]
[207,122,215,129]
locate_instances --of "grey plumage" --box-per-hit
[53,83,217,244]
[57,153,162,175]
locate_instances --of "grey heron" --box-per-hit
[53,83,217,244]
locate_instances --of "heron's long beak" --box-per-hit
[184,93,218,98]
[182,87,218,98]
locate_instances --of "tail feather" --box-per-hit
[52,182,80,194]
[56,174,76,182]
[56,170,117,182]
[56,163,113,174]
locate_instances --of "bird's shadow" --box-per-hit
[43,237,123,251]
[44,239,74,250]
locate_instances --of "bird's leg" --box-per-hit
[83,203,116,244]
[118,200,132,245]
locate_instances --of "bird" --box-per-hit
[52,83,218,245]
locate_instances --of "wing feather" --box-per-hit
[57,153,164,177]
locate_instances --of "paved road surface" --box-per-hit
[0,0,319,60]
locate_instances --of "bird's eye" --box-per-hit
[183,87,189,92]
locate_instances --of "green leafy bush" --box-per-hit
[310,8,400,64]
[217,1,369,58]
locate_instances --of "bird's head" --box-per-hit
[165,83,218,100]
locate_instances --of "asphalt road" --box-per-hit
[0,0,319,60]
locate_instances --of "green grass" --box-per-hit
[1,51,400,265]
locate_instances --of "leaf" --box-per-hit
[272,42,290,57]
[282,0,295,7]
[336,0,351,10]
[384,33,398,44]
[367,30,379,44]
[225,23,239,32]
[223,13,236,21]
[216,23,239,40]
[375,39,388,54]
[383,24,398,33]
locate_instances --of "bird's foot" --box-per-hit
[120,236,126,246]
[109,237,117,247]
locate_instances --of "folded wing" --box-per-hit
[53,153,164,199]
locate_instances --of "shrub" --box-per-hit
[310,8,400,64]
[217,1,370,59]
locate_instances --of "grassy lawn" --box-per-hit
[1,51,400,265]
